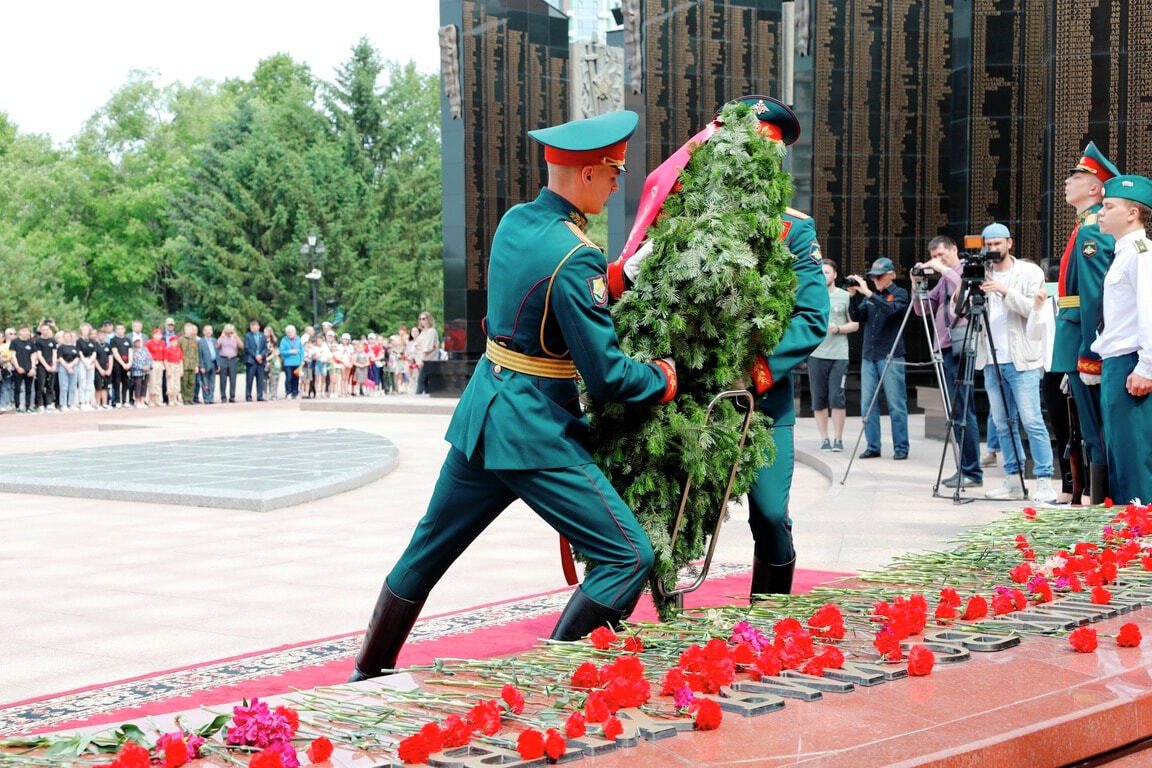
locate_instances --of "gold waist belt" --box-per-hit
[485,340,578,379]
[1058,295,1080,309]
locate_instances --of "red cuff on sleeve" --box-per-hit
[1077,357,1102,375]
[652,359,677,403]
[749,354,774,395]
[607,258,628,300]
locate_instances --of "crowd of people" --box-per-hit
[0,312,442,414]
[804,141,1151,508]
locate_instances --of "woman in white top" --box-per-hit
[413,311,439,395]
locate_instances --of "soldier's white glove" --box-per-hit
[1079,371,1101,386]
[659,356,676,375]
[1059,374,1071,395]
[623,239,654,284]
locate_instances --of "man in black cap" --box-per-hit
[848,257,910,459]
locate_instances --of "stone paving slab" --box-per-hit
[298,394,456,415]
[0,428,397,512]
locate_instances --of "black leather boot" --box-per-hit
[750,555,796,600]
[1090,463,1109,506]
[348,582,424,682]
[550,589,629,641]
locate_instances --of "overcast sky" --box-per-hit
[1,0,442,144]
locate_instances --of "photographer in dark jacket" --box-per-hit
[848,258,911,460]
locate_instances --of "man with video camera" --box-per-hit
[911,236,982,488]
[847,258,910,460]
[961,223,1057,503]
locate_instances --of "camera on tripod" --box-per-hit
[957,235,1006,290]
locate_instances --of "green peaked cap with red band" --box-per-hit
[528,110,638,171]
[1069,140,1120,181]
[715,95,800,146]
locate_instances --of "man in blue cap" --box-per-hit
[1091,175,1152,504]
[1054,141,1120,503]
[970,223,1058,503]
[848,256,910,460]
[347,110,678,681]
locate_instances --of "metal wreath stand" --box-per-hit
[559,389,757,611]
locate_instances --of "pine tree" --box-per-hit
[586,103,798,619]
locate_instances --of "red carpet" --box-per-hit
[1,567,849,736]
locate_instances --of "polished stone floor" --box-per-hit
[0,428,397,511]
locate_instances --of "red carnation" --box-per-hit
[935,601,956,623]
[907,644,935,676]
[1117,623,1143,648]
[516,729,545,760]
[801,657,827,677]
[570,661,599,689]
[466,700,501,735]
[501,684,525,714]
[816,645,844,670]
[992,593,1015,616]
[109,743,151,768]
[939,587,961,607]
[962,595,988,620]
[1023,506,1037,519]
[1091,586,1112,605]
[159,735,189,768]
[397,733,430,765]
[1009,562,1031,584]
[623,635,645,653]
[442,715,473,748]
[584,690,611,723]
[1069,626,1098,653]
[1014,534,1029,550]
[544,729,567,760]
[274,705,300,734]
[418,723,443,754]
[808,603,846,639]
[249,750,285,768]
[306,737,333,764]
[589,626,617,649]
[692,698,723,731]
[660,667,688,695]
[873,626,903,661]
[601,716,623,741]
[564,710,587,739]
[754,648,782,678]
[1141,555,1152,572]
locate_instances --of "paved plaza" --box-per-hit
[0,428,397,511]
[0,398,1008,709]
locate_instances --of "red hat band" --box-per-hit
[1074,155,1115,182]
[755,122,784,141]
[544,139,627,168]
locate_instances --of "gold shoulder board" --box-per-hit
[1083,213,1099,226]
[563,220,603,251]
[1135,238,1150,253]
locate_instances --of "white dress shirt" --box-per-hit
[1091,228,1152,379]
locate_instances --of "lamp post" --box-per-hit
[299,232,326,329]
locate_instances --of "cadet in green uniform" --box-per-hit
[1091,174,1152,505]
[738,97,831,596]
[349,111,678,681]
[1054,142,1119,503]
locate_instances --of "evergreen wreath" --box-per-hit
[585,102,799,620]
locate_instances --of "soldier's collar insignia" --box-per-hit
[569,210,588,230]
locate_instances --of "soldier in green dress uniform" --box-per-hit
[736,97,831,596]
[349,110,678,681]
[1091,174,1152,505]
[1054,141,1120,503]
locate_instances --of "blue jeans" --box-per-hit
[860,357,909,455]
[57,365,77,408]
[0,373,12,409]
[942,348,982,479]
[984,363,1052,477]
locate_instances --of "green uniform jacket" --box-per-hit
[751,208,831,425]
[1053,205,1115,374]
[446,188,670,470]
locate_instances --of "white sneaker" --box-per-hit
[1031,477,1058,504]
[986,476,1026,500]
